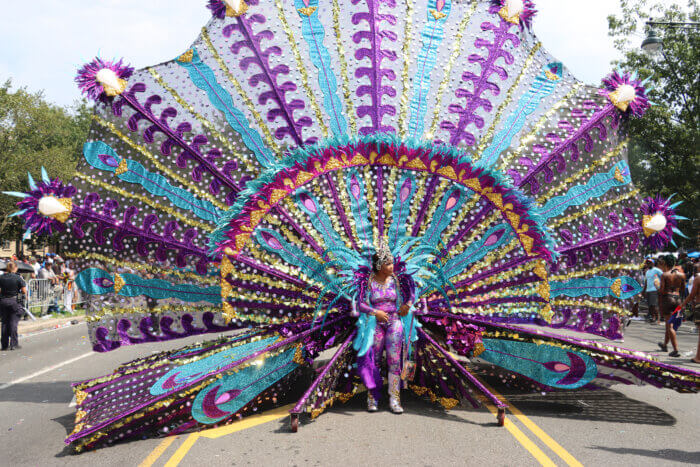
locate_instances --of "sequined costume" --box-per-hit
[356,276,408,408]
[4,0,699,452]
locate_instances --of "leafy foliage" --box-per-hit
[608,0,699,249]
[0,80,91,248]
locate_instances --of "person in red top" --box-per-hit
[677,262,700,363]
[657,255,685,357]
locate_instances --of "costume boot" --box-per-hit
[388,373,403,414]
[367,392,378,412]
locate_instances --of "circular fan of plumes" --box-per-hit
[490,0,537,29]
[641,195,686,250]
[600,70,651,118]
[75,57,134,103]
[8,172,76,237]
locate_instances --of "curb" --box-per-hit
[18,315,86,335]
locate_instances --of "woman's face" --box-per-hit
[379,260,394,275]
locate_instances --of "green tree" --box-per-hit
[608,0,700,250]
[0,80,91,254]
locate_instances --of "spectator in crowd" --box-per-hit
[29,257,40,278]
[657,255,685,357]
[677,262,699,363]
[61,260,76,313]
[37,259,52,281]
[641,258,663,323]
[0,262,27,350]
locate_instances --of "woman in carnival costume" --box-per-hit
[354,242,414,413]
[4,0,700,452]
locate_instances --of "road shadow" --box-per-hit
[53,412,76,437]
[0,381,74,403]
[589,446,700,464]
[494,386,676,426]
[275,389,493,433]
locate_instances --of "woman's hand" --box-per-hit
[398,303,410,317]
[373,310,389,323]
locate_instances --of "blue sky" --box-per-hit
[0,0,627,108]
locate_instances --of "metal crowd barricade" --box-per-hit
[26,278,84,317]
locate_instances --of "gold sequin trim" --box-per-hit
[275,0,329,138]
[425,1,478,140]
[331,0,356,134]
[200,28,281,154]
[397,0,416,138]
[147,67,259,175]
[475,42,542,156]
[92,115,228,210]
[74,172,214,232]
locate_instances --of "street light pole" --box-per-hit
[641,20,700,53]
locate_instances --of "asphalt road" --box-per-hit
[0,320,698,466]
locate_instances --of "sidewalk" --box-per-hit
[18,314,85,335]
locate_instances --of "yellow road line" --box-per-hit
[138,436,179,467]
[481,400,557,467]
[143,383,580,467]
[508,404,584,467]
[157,404,294,466]
[164,433,200,467]
[485,384,583,467]
[199,404,294,439]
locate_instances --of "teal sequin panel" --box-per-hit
[387,173,419,248]
[345,169,374,256]
[75,267,221,304]
[478,63,563,169]
[294,189,361,267]
[150,336,278,396]
[539,161,631,222]
[407,0,452,139]
[421,185,468,249]
[549,275,642,300]
[192,346,298,424]
[443,224,514,279]
[480,338,597,389]
[294,0,347,136]
[83,141,223,223]
[254,228,330,284]
[176,48,274,167]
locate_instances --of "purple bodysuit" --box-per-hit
[358,277,404,403]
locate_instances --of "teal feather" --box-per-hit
[344,169,374,256]
[84,141,224,222]
[539,161,631,222]
[27,172,37,190]
[443,224,514,279]
[2,191,29,198]
[177,48,274,167]
[549,275,642,300]
[294,0,347,136]
[420,186,468,248]
[388,173,419,248]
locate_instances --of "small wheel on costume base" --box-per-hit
[290,413,299,433]
[497,408,505,426]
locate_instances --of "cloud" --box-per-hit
[1,0,625,107]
